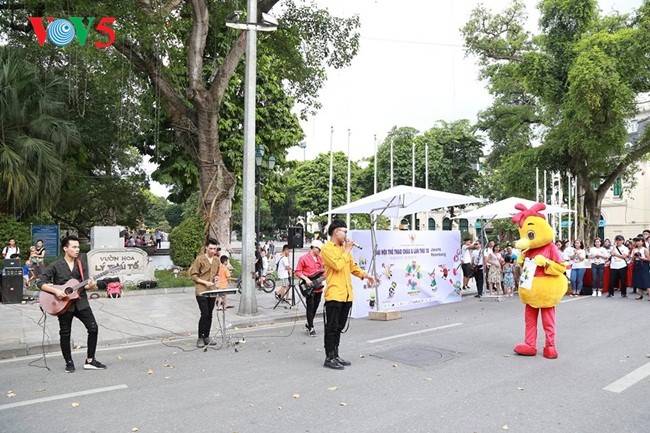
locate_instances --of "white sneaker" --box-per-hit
[592,291,597,297]
[597,290,602,297]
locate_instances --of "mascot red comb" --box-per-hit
[512,203,566,359]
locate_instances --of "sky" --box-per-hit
[284,0,643,162]
[148,0,643,196]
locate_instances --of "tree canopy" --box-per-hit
[462,0,650,242]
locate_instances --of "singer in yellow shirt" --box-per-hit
[320,220,375,370]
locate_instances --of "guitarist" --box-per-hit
[295,239,324,337]
[37,235,107,373]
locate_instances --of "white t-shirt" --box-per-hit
[261,255,269,276]
[471,249,483,266]
[588,247,609,265]
[609,244,629,270]
[461,244,472,264]
[3,246,19,259]
[277,255,291,279]
[564,247,588,269]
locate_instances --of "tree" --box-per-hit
[462,0,650,243]
[358,122,485,205]
[2,1,360,249]
[0,46,78,217]
[270,152,364,234]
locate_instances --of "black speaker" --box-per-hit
[2,273,23,304]
[287,226,304,249]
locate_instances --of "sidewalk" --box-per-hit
[0,284,478,360]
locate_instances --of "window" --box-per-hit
[613,178,622,197]
[459,219,469,233]
[442,217,452,231]
[428,218,436,230]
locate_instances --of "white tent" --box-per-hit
[322,185,484,219]
[454,197,572,221]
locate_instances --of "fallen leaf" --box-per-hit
[517,387,524,391]
[339,402,347,406]
[74,345,82,350]
[503,354,512,358]
[392,364,398,368]
[277,406,282,410]
[163,364,175,369]
[131,428,138,432]
[292,394,300,399]
[164,376,171,380]
[327,386,338,391]
[36,388,46,392]
[425,378,433,381]
[147,369,154,375]
[502,425,509,430]
[71,402,80,408]
[7,391,16,398]
[117,356,123,361]
[359,354,365,358]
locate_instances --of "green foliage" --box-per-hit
[359,122,485,198]
[0,46,79,217]
[153,269,194,289]
[169,216,206,268]
[462,0,650,241]
[0,214,31,260]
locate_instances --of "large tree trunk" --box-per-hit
[196,107,236,249]
[582,182,604,246]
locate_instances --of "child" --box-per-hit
[217,255,232,310]
[29,246,38,264]
[23,259,33,288]
[502,255,515,297]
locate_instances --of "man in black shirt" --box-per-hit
[37,235,107,373]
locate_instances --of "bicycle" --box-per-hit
[236,272,276,294]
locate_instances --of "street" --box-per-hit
[1,295,648,433]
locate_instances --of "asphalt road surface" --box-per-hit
[1,295,648,433]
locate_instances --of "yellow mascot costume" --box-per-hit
[512,203,566,359]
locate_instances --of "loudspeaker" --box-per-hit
[287,226,304,249]
[1,274,23,304]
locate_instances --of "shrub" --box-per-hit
[169,215,205,268]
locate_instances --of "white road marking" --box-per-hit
[603,362,650,393]
[366,323,463,344]
[0,384,128,411]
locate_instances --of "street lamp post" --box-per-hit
[255,148,275,243]
[225,4,278,316]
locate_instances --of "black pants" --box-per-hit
[473,266,484,296]
[196,295,216,338]
[609,267,628,296]
[305,291,323,329]
[324,300,352,352]
[58,306,98,362]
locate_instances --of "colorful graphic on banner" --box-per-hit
[348,230,462,318]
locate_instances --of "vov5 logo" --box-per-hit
[28,17,116,48]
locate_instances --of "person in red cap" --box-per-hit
[295,239,325,336]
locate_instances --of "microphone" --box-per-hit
[346,238,363,250]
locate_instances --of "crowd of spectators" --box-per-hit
[468,228,650,300]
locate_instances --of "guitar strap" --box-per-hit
[77,259,85,281]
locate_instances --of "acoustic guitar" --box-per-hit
[39,265,122,316]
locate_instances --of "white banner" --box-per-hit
[348,230,462,318]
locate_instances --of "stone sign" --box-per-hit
[87,247,154,286]
[90,226,122,249]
